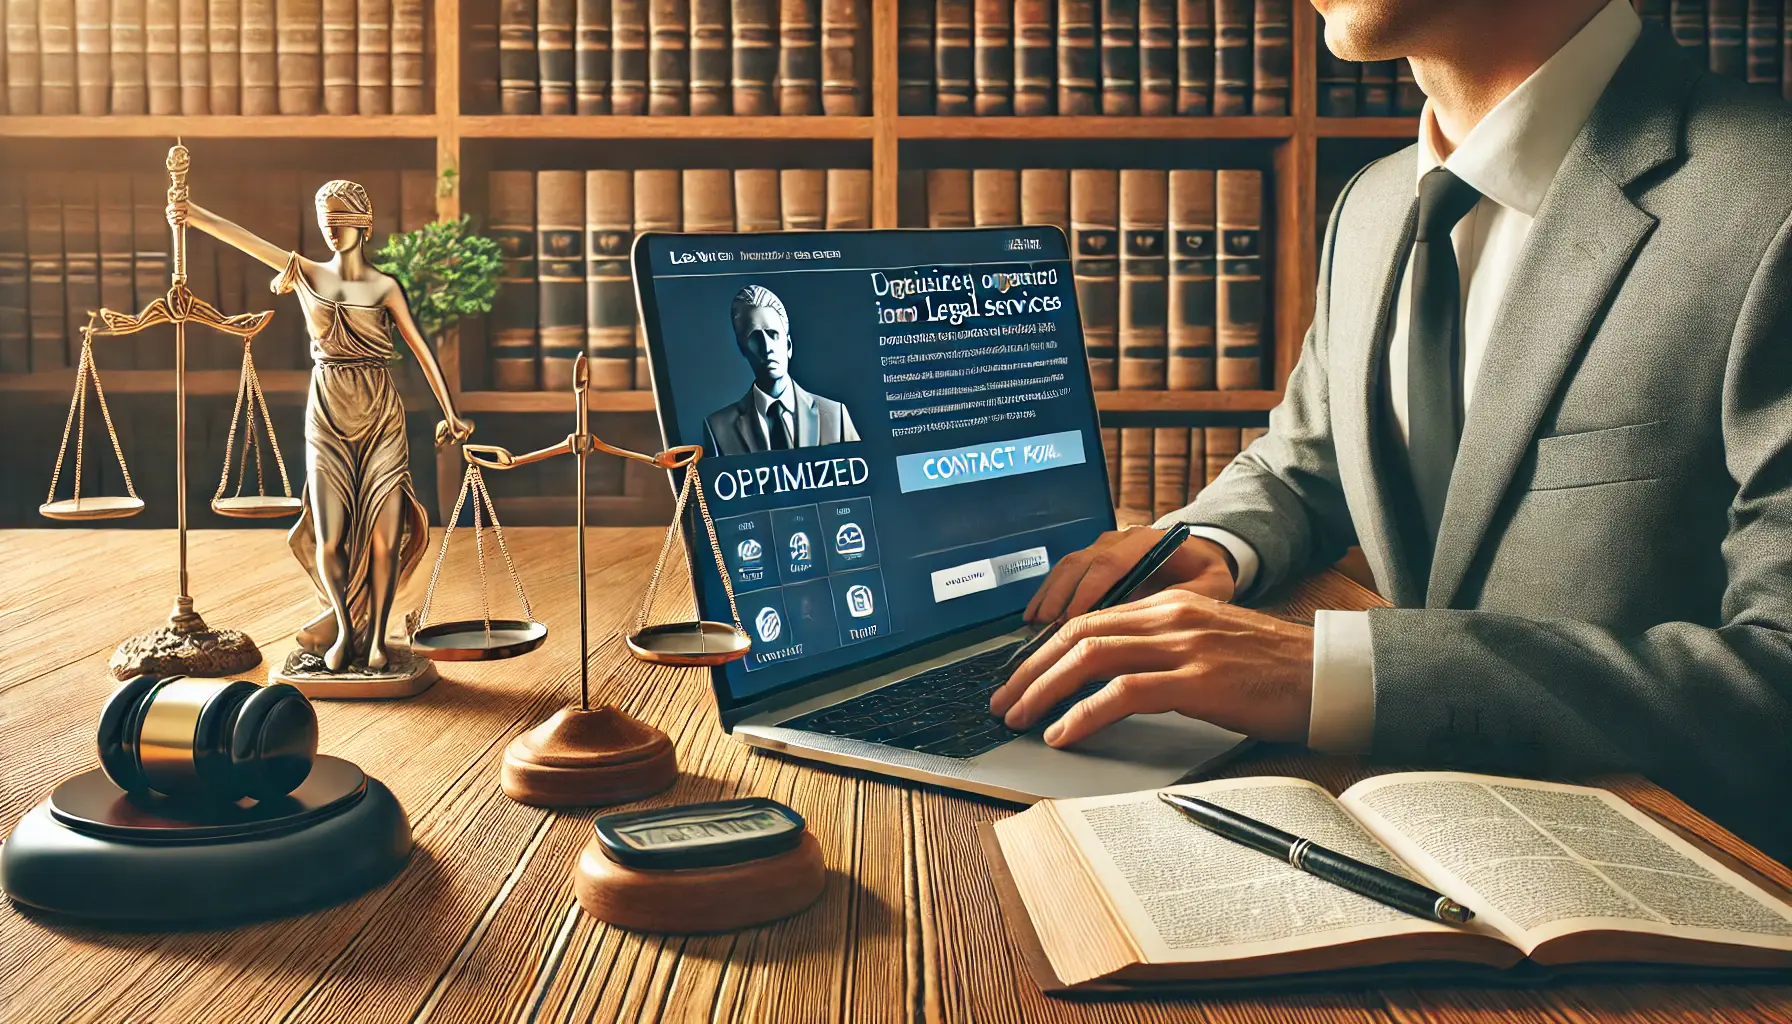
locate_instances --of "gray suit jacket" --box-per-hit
[1169,28,1792,859]
[706,381,860,456]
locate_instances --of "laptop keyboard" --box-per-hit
[775,642,1105,760]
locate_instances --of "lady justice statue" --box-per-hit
[173,180,474,697]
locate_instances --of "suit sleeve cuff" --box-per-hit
[1184,526,1260,598]
[1308,610,1376,754]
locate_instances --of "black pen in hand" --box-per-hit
[1157,791,1475,926]
[999,522,1193,674]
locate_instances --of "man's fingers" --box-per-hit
[1042,671,1186,748]
[1038,529,1160,623]
[1025,547,1093,623]
[1000,628,1176,730]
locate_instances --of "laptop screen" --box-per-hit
[635,226,1114,715]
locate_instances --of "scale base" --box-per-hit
[1,758,411,927]
[110,622,262,681]
[272,647,438,699]
[501,706,679,808]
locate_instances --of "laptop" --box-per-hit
[632,225,1245,803]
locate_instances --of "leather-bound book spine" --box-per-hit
[1745,0,1778,86]
[971,168,1018,226]
[1240,424,1265,450]
[1151,426,1187,520]
[924,168,971,227]
[320,0,354,113]
[1166,168,1214,390]
[1183,426,1203,501]
[355,0,388,112]
[76,0,109,113]
[240,0,277,113]
[61,173,98,368]
[501,0,541,112]
[632,169,680,388]
[1671,0,1708,70]
[1709,0,1743,76]
[826,168,870,227]
[208,0,240,113]
[898,168,926,226]
[1098,0,1137,115]
[734,168,779,230]
[779,167,825,229]
[822,0,866,114]
[26,174,66,372]
[210,178,245,318]
[934,0,971,114]
[399,167,435,230]
[131,171,169,369]
[1315,23,1356,116]
[1100,426,1120,505]
[1012,0,1052,114]
[107,0,147,115]
[612,0,647,112]
[1177,0,1211,114]
[972,0,1011,114]
[1634,0,1668,30]
[682,168,734,232]
[540,0,577,112]
[39,0,77,113]
[1250,0,1288,114]
[730,0,774,113]
[365,168,400,244]
[778,0,819,113]
[1019,167,1068,237]
[489,171,539,391]
[584,170,635,390]
[575,0,612,112]
[389,0,424,110]
[648,0,688,114]
[0,176,27,373]
[1214,168,1261,391]
[1211,0,1248,115]
[1355,58,1391,115]
[1138,0,1174,115]
[275,0,321,114]
[690,0,728,112]
[1393,56,1422,114]
[1117,169,1166,390]
[1070,168,1117,389]
[6,0,40,114]
[897,0,932,112]
[1055,0,1096,113]
[537,171,585,393]
[1117,427,1152,516]
[1202,425,1237,484]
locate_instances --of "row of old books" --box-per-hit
[0,0,429,115]
[906,166,1266,391]
[1314,49,1421,118]
[1649,0,1792,97]
[899,0,1291,116]
[0,169,436,374]
[484,166,871,392]
[1103,423,1265,519]
[487,0,869,114]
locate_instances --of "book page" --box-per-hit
[1051,776,1480,965]
[1341,772,1792,959]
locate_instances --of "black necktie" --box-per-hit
[1406,167,1483,552]
[767,404,794,449]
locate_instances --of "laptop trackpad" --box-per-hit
[974,712,1245,800]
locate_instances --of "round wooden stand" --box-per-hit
[573,831,826,933]
[500,706,678,807]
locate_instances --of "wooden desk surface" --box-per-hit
[3,529,1789,1023]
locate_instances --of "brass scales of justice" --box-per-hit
[39,143,303,680]
[409,352,751,806]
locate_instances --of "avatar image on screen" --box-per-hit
[705,285,861,456]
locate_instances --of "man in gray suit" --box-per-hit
[994,0,1792,858]
[707,285,860,456]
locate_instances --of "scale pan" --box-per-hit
[411,618,548,661]
[626,621,752,667]
[211,496,304,519]
[39,496,146,521]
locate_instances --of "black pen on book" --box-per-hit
[1000,522,1193,674]
[1157,791,1476,926]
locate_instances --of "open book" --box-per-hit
[985,772,1792,992]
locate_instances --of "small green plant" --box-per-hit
[372,214,504,353]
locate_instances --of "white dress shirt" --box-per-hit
[1180,0,1642,752]
[750,382,799,449]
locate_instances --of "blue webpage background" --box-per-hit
[642,227,1114,709]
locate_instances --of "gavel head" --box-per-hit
[97,676,318,803]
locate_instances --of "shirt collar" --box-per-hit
[1415,0,1640,216]
[751,382,797,418]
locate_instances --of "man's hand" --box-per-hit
[991,587,1314,748]
[1024,528,1236,624]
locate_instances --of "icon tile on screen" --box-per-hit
[835,523,866,555]
[755,606,783,643]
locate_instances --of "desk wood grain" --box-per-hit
[2,530,1789,1023]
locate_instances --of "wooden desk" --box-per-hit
[3,529,1789,1023]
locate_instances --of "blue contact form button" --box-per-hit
[895,430,1087,493]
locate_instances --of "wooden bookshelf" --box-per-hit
[2,0,1418,526]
